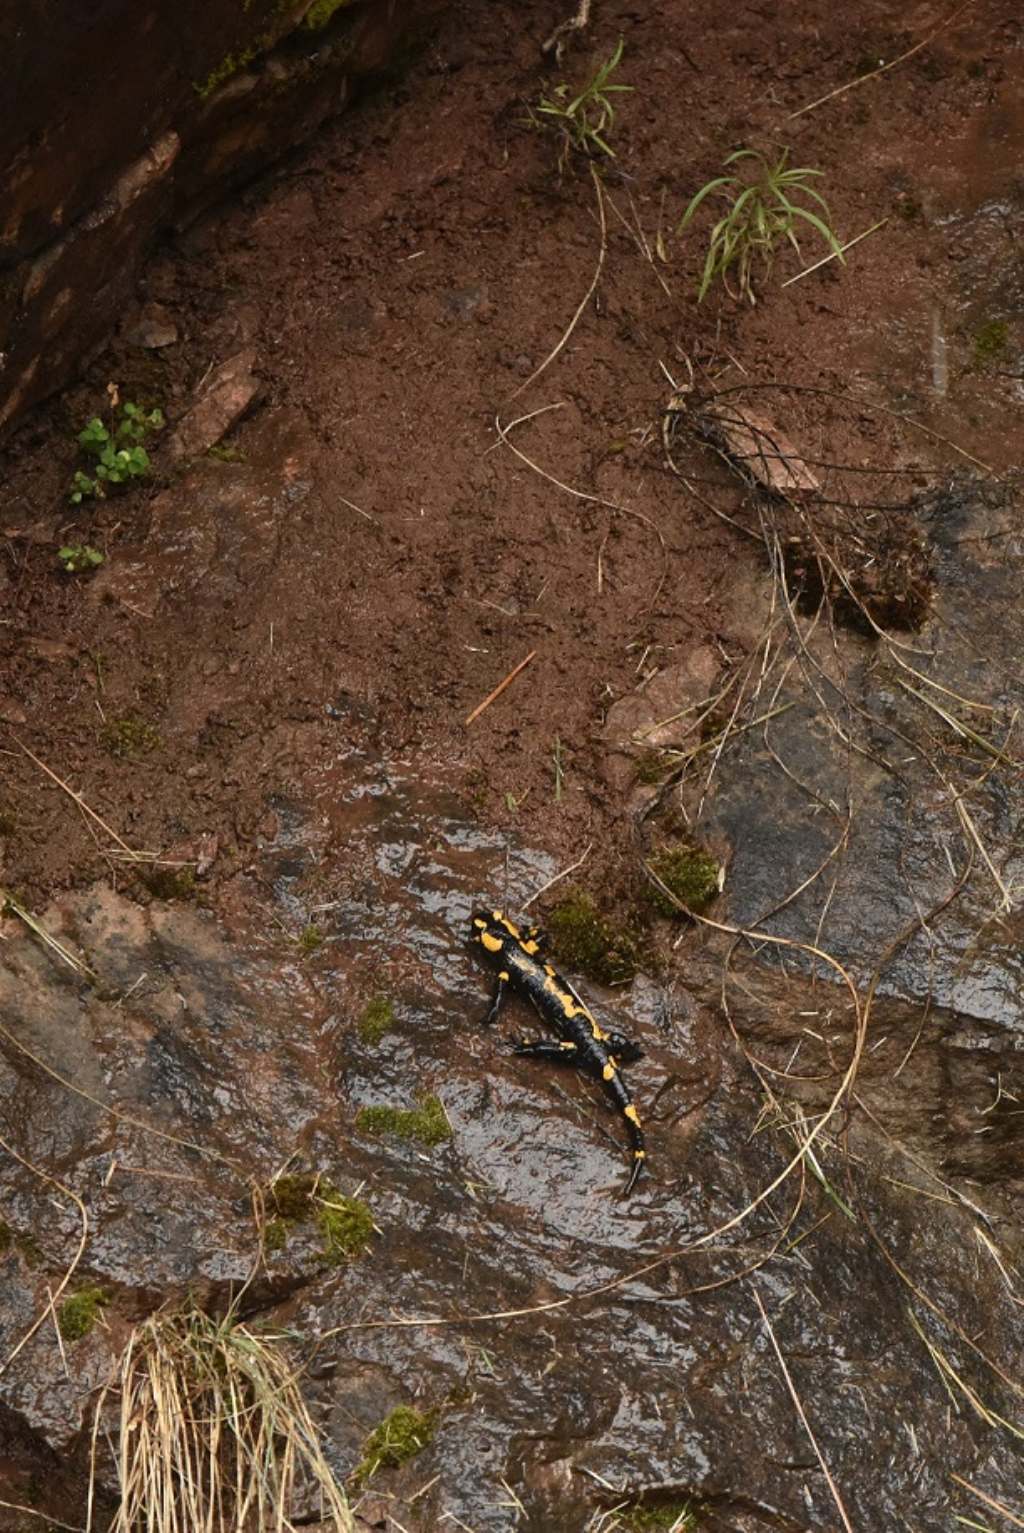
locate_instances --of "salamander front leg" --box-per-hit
[605,1031,644,1065]
[483,971,511,1026]
[512,1039,580,1063]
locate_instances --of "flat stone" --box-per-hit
[123,302,179,349]
[167,348,260,461]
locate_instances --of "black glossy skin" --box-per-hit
[470,908,646,1194]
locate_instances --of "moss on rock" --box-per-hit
[356,1093,451,1147]
[304,0,355,29]
[645,842,720,917]
[358,995,395,1044]
[58,1286,107,1341]
[353,1404,436,1484]
[317,1190,374,1262]
[266,1173,373,1262]
[546,889,641,984]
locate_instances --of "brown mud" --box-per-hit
[2,1,1024,1529]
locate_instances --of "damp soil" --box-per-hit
[2,1,1024,1530]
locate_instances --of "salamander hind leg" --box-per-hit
[512,1039,580,1063]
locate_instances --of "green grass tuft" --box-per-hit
[679,147,843,304]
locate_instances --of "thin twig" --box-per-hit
[752,1284,855,1532]
[523,843,593,909]
[0,1134,88,1376]
[788,3,973,118]
[465,651,537,726]
[781,218,888,287]
[510,163,607,400]
[15,739,138,857]
[950,1473,1024,1528]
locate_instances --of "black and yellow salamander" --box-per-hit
[470,908,646,1195]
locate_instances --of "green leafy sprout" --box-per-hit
[535,39,632,171]
[679,147,844,304]
[58,544,105,574]
[70,401,165,503]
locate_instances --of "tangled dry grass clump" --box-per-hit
[89,1303,353,1533]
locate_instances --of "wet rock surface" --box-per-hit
[1,733,1021,1529]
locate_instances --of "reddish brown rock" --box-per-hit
[168,350,261,461]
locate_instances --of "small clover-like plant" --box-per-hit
[679,147,844,304]
[58,544,105,574]
[535,39,632,173]
[69,400,164,503]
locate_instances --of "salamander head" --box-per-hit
[469,908,513,961]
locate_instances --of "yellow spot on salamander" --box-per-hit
[591,1023,609,1041]
[520,939,540,954]
[602,1062,617,1082]
[473,917,487,929]
[481,931,504,954]
[633,1148,646,1159]
[623,1103,641,1127]
[543,964,556,977]
[498,970,510,982]
[560,1040,576,1051]
[494,912,520,938]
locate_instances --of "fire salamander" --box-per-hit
[470,909,646,1195]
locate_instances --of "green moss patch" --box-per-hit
[634,749,674,785]
[102,716,161,759]
[546,889,641,984]
[973,318,1009,365]
[194,39,267,100]
[645,843,720,917]
[304,0,355,27]
[266,1174,373,1262]
[142,866,196,901]
[317,1191,374,1263]
[356,1093,451,1148]
[58,1286,108,1341]
[270,1172,316,1221]
[352,1404,436,1485]
[298,923,324,954]
[263,1217,288,1252]
[358,996,395,1044]
[625,1502,698,1531]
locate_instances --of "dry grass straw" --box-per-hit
[0,886,95,979]
[509,163,607,401]
[494,402,668,604]
[90,1303,353,1533]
